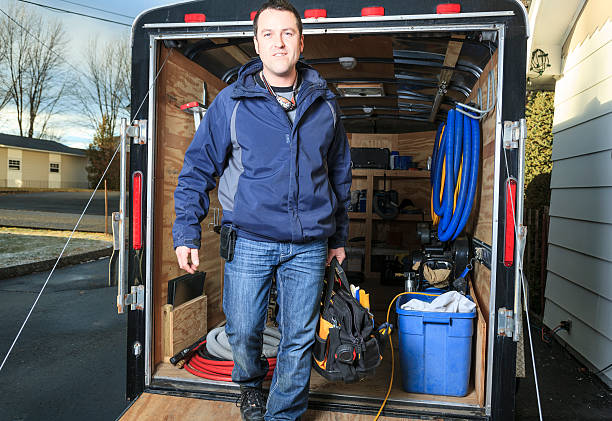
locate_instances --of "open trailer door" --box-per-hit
[118,38,230,403]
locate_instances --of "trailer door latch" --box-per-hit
[503,119,526,149]
[120,285,145,311]
[497,307,514,337]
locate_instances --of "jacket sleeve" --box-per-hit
[326,103,352,249]
[172,96,231,249]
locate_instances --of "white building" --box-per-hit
[0,133,88,189]
[529,0,611,386]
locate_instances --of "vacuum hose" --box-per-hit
[431,108,480,241]
[184,325,280,382]
[206,326,281,359]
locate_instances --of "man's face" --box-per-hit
[253,9,304,83]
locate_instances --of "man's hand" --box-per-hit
[176,246,200,274]
[326,247,346,266]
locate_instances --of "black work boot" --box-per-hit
[236,386,265,421]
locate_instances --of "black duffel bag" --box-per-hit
[312,258,390,383]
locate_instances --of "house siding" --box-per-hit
[22,150,49,188]
[0,145,87,189]
[61,154,88,188]
[0,147,6,182]
[544,5,612,384]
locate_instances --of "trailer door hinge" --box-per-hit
[125,120,148,145]
[119,285,145,312]
[503,118,526,149]
[497,307,514,337]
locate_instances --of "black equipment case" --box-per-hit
[350,147,390,169]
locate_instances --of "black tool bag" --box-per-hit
[312,258,389,383]
[350,147,390,169]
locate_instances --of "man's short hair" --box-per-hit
[253,0,303,37]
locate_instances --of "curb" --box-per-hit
[0,247,114,280]
[0,224,108,234]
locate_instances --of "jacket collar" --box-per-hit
[231,58,335,101]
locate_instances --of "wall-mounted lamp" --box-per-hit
[529,48,551,78]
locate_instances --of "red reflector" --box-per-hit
[304,9,327,18]
[184,13,206,23]
[180,101,200,110]
[503,178,517,267]
[132,171,143,251]
[250,11,257,20]
[361,6,385,16]
[436,3,461,14]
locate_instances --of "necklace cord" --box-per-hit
[260,70,298,111]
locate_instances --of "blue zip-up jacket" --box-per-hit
[172,58,351,249]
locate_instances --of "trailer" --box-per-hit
[114,1,529,419]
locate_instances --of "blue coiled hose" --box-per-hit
[431,108,480,242]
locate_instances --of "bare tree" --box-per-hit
[0,3,68,138]
[0,17,10,113]
[76,38,131,136]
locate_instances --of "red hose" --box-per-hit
[184,340,277,382]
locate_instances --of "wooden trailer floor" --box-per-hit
[152,338,479,406]
[119,392,409,420]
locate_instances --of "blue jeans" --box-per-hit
[223,236,327,421]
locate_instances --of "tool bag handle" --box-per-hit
[322,257,352,311]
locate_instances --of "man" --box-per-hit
[172,1,351,420]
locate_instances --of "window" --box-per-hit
[8,160,20,170]
[50,163,60,173]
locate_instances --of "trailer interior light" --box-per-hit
[250,11,257,20]
[132,171,143,251]
[304,9,327,18]
[436,3,461,14]
[184,13,206,23]
[503,178,517,267]
[361,6,385,16]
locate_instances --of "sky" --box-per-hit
[0,0,174,149]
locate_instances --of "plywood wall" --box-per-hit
[153,46,228,364]
[465,50,498,244]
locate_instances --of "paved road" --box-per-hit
[0,191,120,216]
[0,258,128,421]
[0,191,121,232]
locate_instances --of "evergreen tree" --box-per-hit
[524,91,554,209]
[86,115,120,189]
[523,90,554,315]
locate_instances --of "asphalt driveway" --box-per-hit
[0,258,127,421]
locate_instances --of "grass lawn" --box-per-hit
[0,227,112,268]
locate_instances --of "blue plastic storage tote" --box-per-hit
[396,290,476,396]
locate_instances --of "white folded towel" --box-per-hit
[401,291,476,313]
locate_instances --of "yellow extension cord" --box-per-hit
[376,124,467,419]
[373,291,440,420]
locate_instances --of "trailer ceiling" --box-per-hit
[173,31,496,133]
